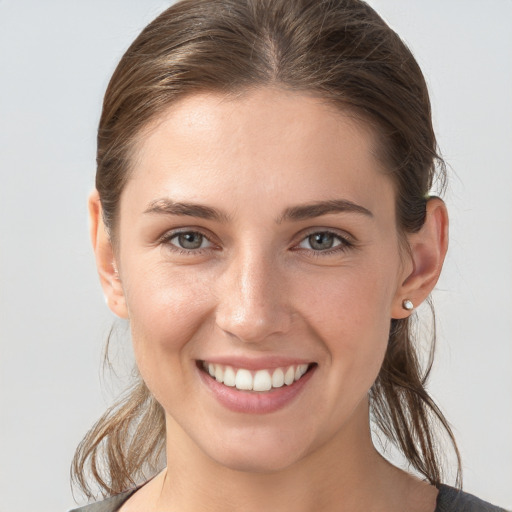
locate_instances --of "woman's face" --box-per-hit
[112,88,412,472]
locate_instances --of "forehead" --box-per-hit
[126,88,395,219]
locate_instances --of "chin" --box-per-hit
[195,424,317,474]
[208,446,305,474]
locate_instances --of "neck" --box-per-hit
[142,400,435,512]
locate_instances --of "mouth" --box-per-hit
[198,360,315,392]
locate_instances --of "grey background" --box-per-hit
[0,1,510,511]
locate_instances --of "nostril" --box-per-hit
[215,305,293,343]
[214,262,292,342]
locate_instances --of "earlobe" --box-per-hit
[88,190,129,319]
[392,197,449,319]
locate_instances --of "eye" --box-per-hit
[297,231,350,252]
[168,231,211,250]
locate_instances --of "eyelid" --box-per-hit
[158,225,215,242]
[291,228,356,254]
[156,226,356,256]
[295,226,355,244]
[159,227,219,253]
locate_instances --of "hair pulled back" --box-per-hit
[73,0,460,498]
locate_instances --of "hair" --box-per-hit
[72,0,461,499]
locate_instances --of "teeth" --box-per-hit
[284,366,295,385]
[202,362,310,392]
[272,368,284,388]
[235,369,252,390]
[295,364,308,380]
[253,370,272,392]
[223,366,236,387]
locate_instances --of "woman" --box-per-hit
[70,0,506,510]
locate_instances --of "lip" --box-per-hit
[197,360,316,414]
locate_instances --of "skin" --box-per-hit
[90,88,448,512]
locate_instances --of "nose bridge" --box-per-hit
[216,244,290,342]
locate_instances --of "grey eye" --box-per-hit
[309,232,334,250]
[173,232,207,250]
[299,232,343,251]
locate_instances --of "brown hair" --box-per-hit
[72,0,461,499]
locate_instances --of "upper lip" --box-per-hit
[197,356,315,371]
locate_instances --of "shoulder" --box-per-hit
[436,485,508,512]
[67,489,135,512]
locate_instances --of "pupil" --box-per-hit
[310,232,333,250]
[179,232,203,249]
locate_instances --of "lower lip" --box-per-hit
[198,365,316,414]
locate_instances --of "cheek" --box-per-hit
[121,264,220,415]
[297,263,395,336]
[122,262,215,367]
[293,258,397,381]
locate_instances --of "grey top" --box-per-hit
[69,484,508,512]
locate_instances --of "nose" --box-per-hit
[215,249,292,343]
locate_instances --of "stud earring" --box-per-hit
[402,299,414,311]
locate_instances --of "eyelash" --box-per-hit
[159,229,354,257]
[159,229,216,256]
[294,230,354,257]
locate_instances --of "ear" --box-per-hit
[88,190,129,319]
[391,197,449,319]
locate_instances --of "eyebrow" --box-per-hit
[278,199,373,223]
[144,199,230,222]
[144,197,373,223]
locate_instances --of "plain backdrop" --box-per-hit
[0,1,511,511]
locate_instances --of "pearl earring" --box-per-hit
[402,299,414,311]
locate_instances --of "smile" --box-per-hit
[201,361,311,392]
